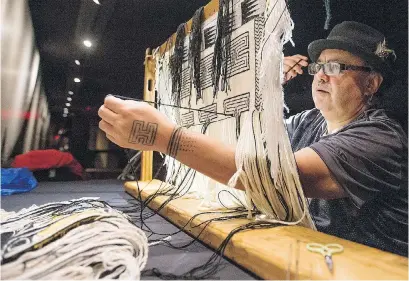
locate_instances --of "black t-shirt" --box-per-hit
[286,108,408,256]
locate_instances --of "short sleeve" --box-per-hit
[310,120,406,208]
[285,110,312,140]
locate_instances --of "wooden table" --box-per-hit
[125,180,408,280]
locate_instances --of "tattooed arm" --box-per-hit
[165,127,239,188]
[98,96,344,198]
[98,95,239,188]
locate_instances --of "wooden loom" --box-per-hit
[124,0,408,279]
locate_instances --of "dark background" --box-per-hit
[28,0,408,165]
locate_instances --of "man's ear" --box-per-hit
[367,72,384,95]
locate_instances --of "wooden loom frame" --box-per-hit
[125,0,408,279]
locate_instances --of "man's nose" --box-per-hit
[315,67,329,82]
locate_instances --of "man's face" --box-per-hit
[312,49,370,121]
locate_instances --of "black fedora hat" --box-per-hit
[308,21,395,81]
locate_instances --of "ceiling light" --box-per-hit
[63,113,67,117]
[67,97,72,101]
[68,91,74,95]
[83,40,92,48]
[93,0,101,4]
[74,78,81,83]
[63,107,68,112]
[66,103,71,107]
[75,60,80,65]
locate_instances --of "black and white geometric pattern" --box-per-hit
[254,16,264,110]
[159,0,267,126]
[226,31,250,78]
[181,111,195,127]
[223,92,250,115]
[199,53,213,89]
[241,0,261,25]
[181,67,191,99]
[198,103,218,123]
[204,25,216,49]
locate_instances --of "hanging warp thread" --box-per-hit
[1,198,149,280]
[189,7,204,102]
[212,0,233,96]
[170,23,186,105]
[228,0,315,228]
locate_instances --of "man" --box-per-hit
[98,21,407,256]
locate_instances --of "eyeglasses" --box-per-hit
[308,62,372,76]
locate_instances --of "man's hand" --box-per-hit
[283,54,309,84]
[98,95,175,152]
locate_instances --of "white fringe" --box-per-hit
[231,0,315,228]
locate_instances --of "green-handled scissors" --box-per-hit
[306,243,344,272]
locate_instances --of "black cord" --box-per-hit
[110,94,233,117]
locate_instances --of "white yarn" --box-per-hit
[1,199,149,280]
[0,197,101,234]
[231,0,315,228]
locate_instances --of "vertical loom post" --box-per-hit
[140,48,156,182]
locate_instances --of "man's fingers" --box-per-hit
[98,105,118,125]
[104,95,124,114]
[284,64,304,75]
[296,59,309,67]
[284,57,308,68]
[290,54,309,65]
[285,72,296,82]
[292,54,308,61]
[284,55,308,70]
[283,56,308,76]
[294,65,304,74]
[99,120,114,135]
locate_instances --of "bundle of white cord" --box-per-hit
[0,198,100,235]
[229,0,315,229]
[1,199,149,280]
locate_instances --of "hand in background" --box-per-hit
[283,54,309,84]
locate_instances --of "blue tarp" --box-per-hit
[1,168,38,196]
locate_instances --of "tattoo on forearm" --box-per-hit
[128,120,158,146]
[167,128,198,158]
[179,134,196,153]
[167,126,183,158]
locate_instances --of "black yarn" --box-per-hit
[111,94,233,117]
[170,23,186,105]
[189,7,204,102]
[142,221,278,280]
[212,0,234,98]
